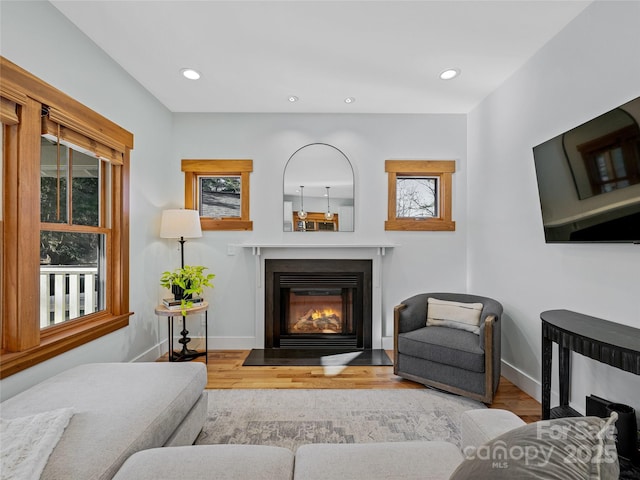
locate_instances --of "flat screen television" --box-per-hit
[532,96,640,243]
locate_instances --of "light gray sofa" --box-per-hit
[0,362,207,480]
[112,409,524,480]
[2,363,620,479]
[113,408,620,480]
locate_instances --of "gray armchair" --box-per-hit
[393,293,503,404]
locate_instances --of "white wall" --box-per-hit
[0,1,174,400]
[1,2,469,398]
[12,1,635,412]
[467,1,640,415]
[171,113,468,347]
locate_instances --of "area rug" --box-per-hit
[242,348,393,366]
[195,389,485,451]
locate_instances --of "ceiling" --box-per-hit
[50,0,592,114]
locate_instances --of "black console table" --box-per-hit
[541,309,640,420]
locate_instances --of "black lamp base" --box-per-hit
[169,316,205,361]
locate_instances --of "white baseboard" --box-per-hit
[131,342,165,363]
[500,359,543,403]
[134,337,256,362]
[501,360,594,416]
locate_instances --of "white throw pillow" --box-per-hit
[1,408,73,480]
[427,298,483,334]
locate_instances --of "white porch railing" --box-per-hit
[40,266,99,328]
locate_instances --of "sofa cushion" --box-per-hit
[427,297,483,334]
[398,326,485,373]
[450,414,619,479]
[460,409,526,451]
[0,362,207,480]
[294,441,463,480]
[112,445,294,480]
[163,391,208,446]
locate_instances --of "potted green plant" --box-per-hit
[160,265,215,315]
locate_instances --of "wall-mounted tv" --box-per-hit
[532,96,640,243]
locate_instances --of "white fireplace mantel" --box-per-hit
[239,243,397,350]
[238,243,397,257]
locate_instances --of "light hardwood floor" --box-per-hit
[162,349,542,424]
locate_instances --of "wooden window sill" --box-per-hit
[0,312,131,379]
[385,219,456,231]
[200,218,253,231]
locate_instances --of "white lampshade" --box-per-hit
[160,209,202,239]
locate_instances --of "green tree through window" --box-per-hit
[40,137,106,326]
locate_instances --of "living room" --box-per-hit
[1,1,639,477]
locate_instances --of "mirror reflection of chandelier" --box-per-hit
[324,186,334,220]
[297,186,308,220]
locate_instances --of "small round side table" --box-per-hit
[155,301,208,363]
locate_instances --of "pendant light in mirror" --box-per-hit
[324,186,334,220]
[283,143,355,232]
[297,186,308,220]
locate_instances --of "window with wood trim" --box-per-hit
[182,159,253,231]
[0,56,133,378]
[385,160,456,231]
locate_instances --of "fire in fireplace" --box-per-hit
[287,288,353,335]
[265,259,372,349]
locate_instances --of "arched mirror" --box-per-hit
[283,143,354,232]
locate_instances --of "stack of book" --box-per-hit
[162,297,204,310]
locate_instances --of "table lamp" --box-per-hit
[160,209,202,268]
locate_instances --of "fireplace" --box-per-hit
[265,259,372,349]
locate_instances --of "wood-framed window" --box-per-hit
[182,159,253,231]
[1,56,133,378]
[385,160,456,231]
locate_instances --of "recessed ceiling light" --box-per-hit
[288,96,299,103]
[344,97,355,104]
[180,68,201,80]
[439,69,460,80]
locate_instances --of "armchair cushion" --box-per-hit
[398,326,485,373]
[426,297,483,334]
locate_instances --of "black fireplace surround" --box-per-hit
[265,259,372,349]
